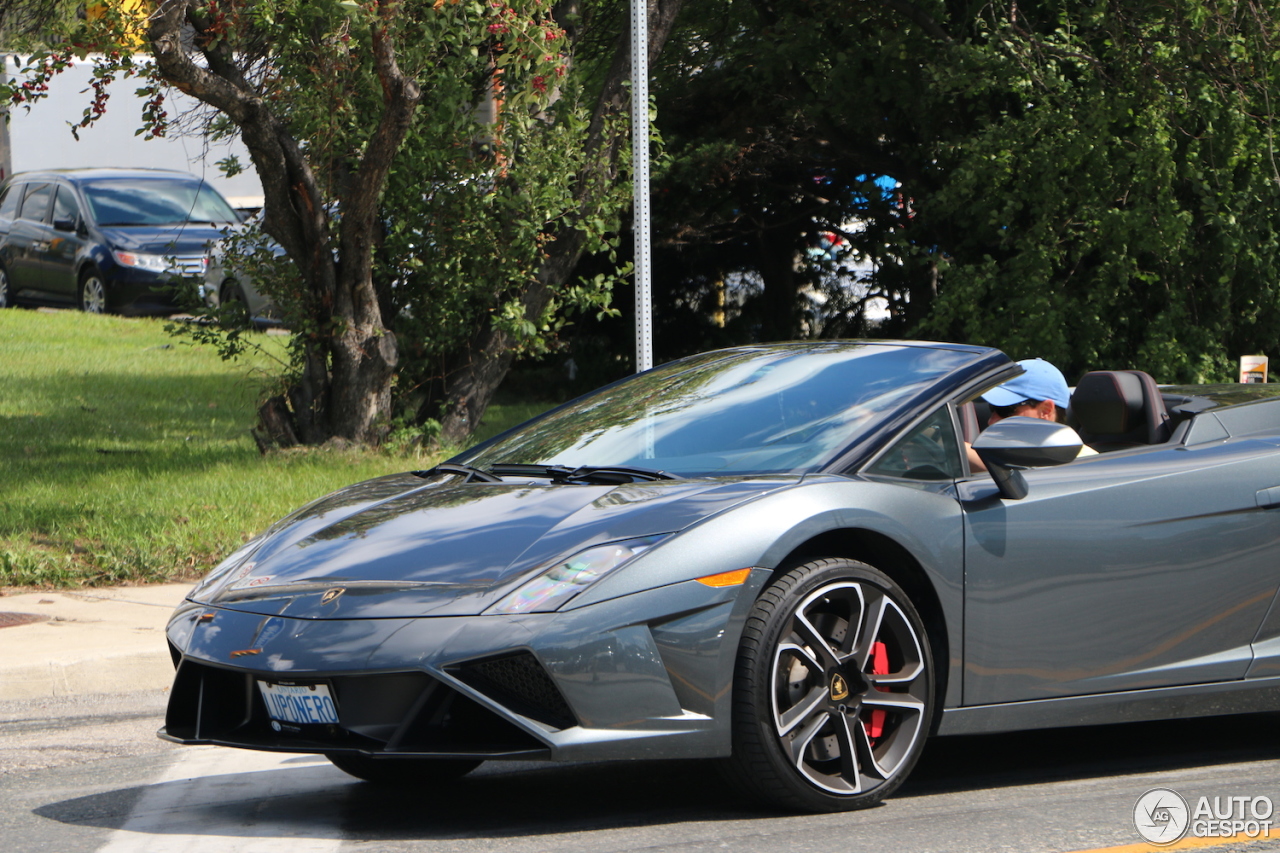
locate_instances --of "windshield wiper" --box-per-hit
[414,463,503,483]
[418,462,679,485]
[489,463,677,484]
[567,465,678,484]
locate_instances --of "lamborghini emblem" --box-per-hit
[320,587,345,606]
[830,673,850,702]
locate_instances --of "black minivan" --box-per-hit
[0,168,241,315]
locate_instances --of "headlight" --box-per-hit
[189,536,263,600]
[486,535,667,614]
[113,250,172,272]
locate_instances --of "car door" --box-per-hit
[40,184,88,299]
[860,403,969,708]
[8,182,54,297]
[958,438,1280,706]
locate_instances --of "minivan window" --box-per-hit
[19,183,53,222]
[0,185,18,219]
[52,186,81,225]
[81,178,238,227]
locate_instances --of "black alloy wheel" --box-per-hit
[726,558,933,812]
[327,753,482,786]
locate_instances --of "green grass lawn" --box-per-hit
[0,309,552,590]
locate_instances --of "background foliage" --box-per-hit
[584,0,1280,387]
[6,0,1280,419]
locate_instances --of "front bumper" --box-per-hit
[160,571,768,763]
[106,267,203,315]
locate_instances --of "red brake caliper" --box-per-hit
[864,641,889,740]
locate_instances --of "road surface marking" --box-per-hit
[1064,827,1277,853]
[97,746,346,852]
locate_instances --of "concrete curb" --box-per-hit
[0,584,189,700]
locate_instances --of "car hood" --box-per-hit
[190,472,796,619]
[100,224,227,255]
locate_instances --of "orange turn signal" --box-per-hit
[696,568,752,587]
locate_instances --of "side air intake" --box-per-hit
[451,652,577,730]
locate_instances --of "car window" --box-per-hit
[52,186,80,224]
[864,405,963,481]
[0,184,20,220]
[18,183,52,222]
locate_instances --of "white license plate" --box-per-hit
[257,681,339,725]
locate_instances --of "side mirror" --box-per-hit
[973,417,1083,500]
[52,217,76,232]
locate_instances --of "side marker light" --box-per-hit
[696,568,752,587]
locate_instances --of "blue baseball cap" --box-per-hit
[982,358,1070,409]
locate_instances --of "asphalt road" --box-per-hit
[5,690,1280,853]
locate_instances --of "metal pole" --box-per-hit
[0,59,10,182]
[631,0,653,372]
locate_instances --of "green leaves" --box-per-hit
[907,0,1280,382]
[646,0,1280,379]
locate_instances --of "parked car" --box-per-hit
[200,212,283,325]
[0,167,240,315]
[159,341,1280,812]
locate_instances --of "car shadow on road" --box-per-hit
[32,711,1280,841]
[905,710,1280,796]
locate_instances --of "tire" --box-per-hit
[725,558,933,812]
[220,281,250,323]
[0,266,10,308]
[220,281,249,307]
[326,753,482,786]
[79,269,107,314]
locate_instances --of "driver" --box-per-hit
[967,358,1097,472]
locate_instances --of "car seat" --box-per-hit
[1069,370,1172,451]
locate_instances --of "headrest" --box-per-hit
[1070,370,1170,446]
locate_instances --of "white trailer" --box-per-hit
[1,56,263,209]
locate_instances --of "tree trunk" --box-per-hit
[433,230,588,440]
[148,0,417,446]
[435,0,686,444]
[904,256,939,334]
[756,225,802,342]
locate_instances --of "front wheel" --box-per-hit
[79,269,107,314]
[220,281,248,307]
[0,266,10,308]
[726,558,933,812]
[327,753,482,787]
[218,281,251,324]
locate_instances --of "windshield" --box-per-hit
[459,343,977,477]
[82,178,239,227]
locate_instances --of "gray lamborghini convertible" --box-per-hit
[160,340,1280,812]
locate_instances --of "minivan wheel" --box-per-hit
[79,270,107,314]
[220,281,248,306]
[218,281,251,324]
